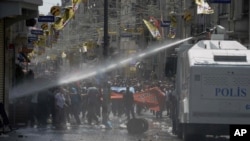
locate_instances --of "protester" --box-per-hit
[164,87,171,116]
[9,75,175,130]
[63,86,72,124]
[80,86,88,120]
[69,85,81,125]
[37,88,50,127]
[0,103,12,134]
[28,92,38,127]
[101,82,112,128]
[86,86,100,125]
[54,87,67,129]
[123,86,135,120]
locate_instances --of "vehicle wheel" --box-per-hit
[182,125,203,141]
[176,124,182,139]
[183,133,204,141]
[183,133,192,141]
[182,125,192,141]
[193,134,204,140]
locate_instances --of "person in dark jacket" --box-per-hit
[101,82,112,128]
[123,86,135,120]
[86,87,100,125]
[69,86,81,125]
[37,88,50,127]
[0,103,12,133]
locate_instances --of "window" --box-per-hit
[214,55,247,62]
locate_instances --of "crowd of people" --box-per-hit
[10,75,176,130]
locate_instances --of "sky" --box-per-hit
[39,0,62,15]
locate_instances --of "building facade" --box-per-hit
[0,0,42,111]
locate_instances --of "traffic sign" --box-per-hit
[121,33,132,37]
[161,21,171,27]
[28,36,38,43]
[31,29,44,35]
[50,6,61,16]
[38,16,55,22]
[209,0,231,3]
[41,23,49,30]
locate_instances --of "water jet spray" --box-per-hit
[10,37,193,99]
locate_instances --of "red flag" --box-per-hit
[133,87,165,111]
[110,87,165,111]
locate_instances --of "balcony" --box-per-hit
[2,0,42,5]
[0,0,42,19]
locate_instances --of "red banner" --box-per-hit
[110,87,165,111]
[133,87,165,111]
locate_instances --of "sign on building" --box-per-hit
[38,16,55,22]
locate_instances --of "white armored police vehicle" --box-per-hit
[172,32,250,141]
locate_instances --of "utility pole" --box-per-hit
[159,0,165,40]
[116,0,120,55]
[103,0,108,58]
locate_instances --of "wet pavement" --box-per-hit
[1,111,181,141]
[0,111,230,141]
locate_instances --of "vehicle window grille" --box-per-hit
[203,76,229,86]
[232,77,250,86]
[214,55,247,62]
[194,75,200,81]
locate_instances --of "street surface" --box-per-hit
[1,111,229,141]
